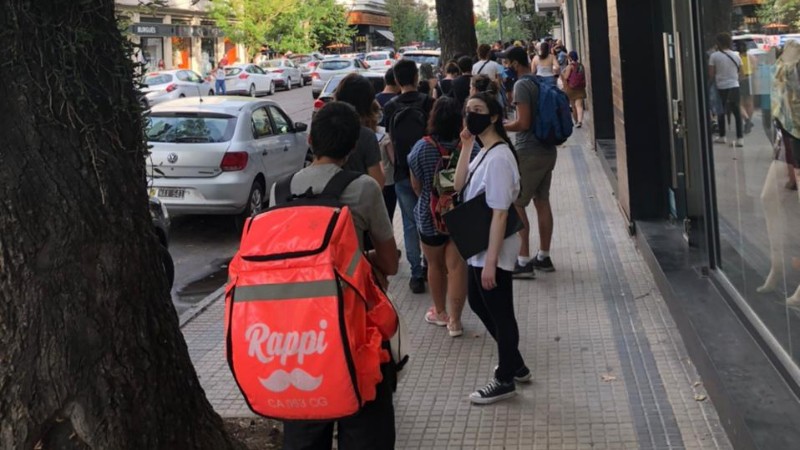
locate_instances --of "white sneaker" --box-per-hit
[714,136,727,144]
[732,138,744,148]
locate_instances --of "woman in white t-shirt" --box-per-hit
[708,32,743,146]
[472,44,503,81]
[454,92,530,405]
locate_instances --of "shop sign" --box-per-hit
[129,23,225,38]
[347,12,391,27]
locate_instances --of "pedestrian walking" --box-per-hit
[560,51,587,128]
[473,44,504,82]
[709,32,744,147]
[503,46,558,277]
[439,61,460,97]
[408,97,480,338]
[454,92,531,404]
[384,60,436,294]
[451,56,475,110]
[376,68,400,220]
[213,60,226,95]
[531,42,559,87]
[334,73,385,188]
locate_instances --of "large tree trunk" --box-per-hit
[0,2,243,449]
[436,0,478,63]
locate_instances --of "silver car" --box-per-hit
[146,97,310,217]
[260,59,304,90]
[290,54,323,84]
[311,58,368,98]
[141,70,214,108]
[224,64,278,97]
[365,51,396,72]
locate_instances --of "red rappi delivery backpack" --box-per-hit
[224,170,399,421]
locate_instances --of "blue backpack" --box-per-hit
[520,75,573,146]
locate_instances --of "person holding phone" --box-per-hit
[454,92,531,405]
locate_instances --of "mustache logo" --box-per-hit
[259,368,324,393]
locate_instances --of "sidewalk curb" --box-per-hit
[179,286,225,328]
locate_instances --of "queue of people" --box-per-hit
[228,39,588,450]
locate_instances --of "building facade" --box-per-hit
[336,0,394,51]
[564,0,800,447]
[116,0,245,75]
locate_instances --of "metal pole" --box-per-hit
[498,0,503,42]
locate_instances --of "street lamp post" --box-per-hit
[498,0,503,42]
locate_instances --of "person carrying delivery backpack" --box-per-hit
[226,102,400,450]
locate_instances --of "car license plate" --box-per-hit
[157,188,185,199]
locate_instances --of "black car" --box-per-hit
[312,71,387,118]
[149,197,174,289]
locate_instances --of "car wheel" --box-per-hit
[179,94,186,98]
[249,84,256,97]
[159,244,175,290]
[286,77,292,90]
[269,82,275,96]
[304,148,314,167]
[244,179,265,218]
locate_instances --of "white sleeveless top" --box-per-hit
[536,56,555,77]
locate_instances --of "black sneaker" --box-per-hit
[469,378,516,404]
[494,365,533,383]
[531,256,555,272]
[409,277,426,294]
[512,261,536,279]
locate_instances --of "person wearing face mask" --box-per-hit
[454,92,532,405]
[504,46,558,278]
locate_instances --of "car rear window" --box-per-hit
[224,67,242,76]
[146,114,237,143]
[403,54,440,66]
[322,77,344,96]
[262,60,283,68]
[144,73,173,86]
[320,60,351,71]
[366,53,388,61]
[292,55,313,64]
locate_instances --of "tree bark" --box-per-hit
[0,2,243,449]
[436,0,478,63]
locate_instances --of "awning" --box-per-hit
[376,30,395,42]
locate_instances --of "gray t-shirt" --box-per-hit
[513,78,558,156]
[343,126,382,175]
[269,164,394,250]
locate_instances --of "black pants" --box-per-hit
[282,364,396,450]
[467,266,525,383]
[719,87,743,139]
[383,184,397,223]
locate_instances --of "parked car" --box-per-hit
[398,46,418,58]
[312,71,386,118]
[146,97,310,217]
[149,196,174,289]
[290,54,323,84]
[260,59,304,90]
[311,58,368,98]
[141,70,214,108]
[733,34,772,52]
[224,64,278,97]
[365,51,396,71]
[402,50,441,69]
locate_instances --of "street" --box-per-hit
[169,84,314,314]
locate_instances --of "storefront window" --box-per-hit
[172,36,192,70]
[699,1,800,364]
[201,38,216,77]
[141,37,164,73]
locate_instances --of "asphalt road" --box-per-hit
[169,84,315,314]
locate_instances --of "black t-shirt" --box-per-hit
[383,91,435,135]
[451,75,472,109]
[439,78,454,96]
[375,92,397,109]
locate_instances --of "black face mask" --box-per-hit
[466,112,492,136]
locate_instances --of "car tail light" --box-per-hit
[309,62,319,68]
[273,69,284,74]
[238,73,249,80]
[220,152,248,171]
[313,98,325,110]
[311,72,320,80]
[165,83,177,93]
[385,60,392,66]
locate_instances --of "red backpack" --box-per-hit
[567,62,586,89]
[426,136,460,235]
[224,171,399,421]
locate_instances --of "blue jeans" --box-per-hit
[394,178,423,279]
[215,79,226,95]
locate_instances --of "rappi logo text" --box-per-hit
[245,320,328,393]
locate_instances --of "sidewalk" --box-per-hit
[181,127,733,449]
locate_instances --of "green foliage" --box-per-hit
[207,0,352,57]
[757,0,800,30]
[480,0,557,43]
[386,0,432,46]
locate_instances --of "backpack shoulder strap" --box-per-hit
[274,174,294,205]
[424,136,449,157]
[320,170,362,199]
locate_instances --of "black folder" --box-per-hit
[442,192,523,259]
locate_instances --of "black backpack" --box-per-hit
[390,96,429,180]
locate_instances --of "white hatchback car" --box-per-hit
[141,70,214,108]
[365,51,396,72]
[146,97,310,217]
[311,58,368,98]
[260,59,304,90]
[224,64,278,97]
